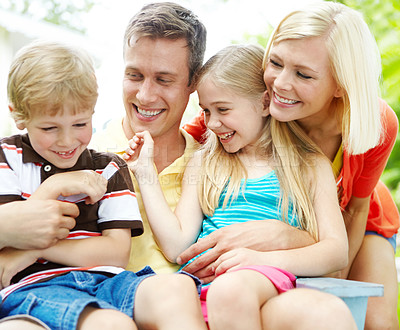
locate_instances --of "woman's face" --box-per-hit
[263,36,342,125]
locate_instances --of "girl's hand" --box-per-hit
[123,131,155,179]
[212,248,266,276]
[30,170,107,204]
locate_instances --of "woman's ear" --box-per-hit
[9,104,26,130]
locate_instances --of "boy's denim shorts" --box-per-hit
[0,266,156,330]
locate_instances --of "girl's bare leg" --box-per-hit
[207,269,278,330]
[134,274,207,330]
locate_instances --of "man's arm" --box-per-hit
[0,200,78,250]
[178,220,315,283]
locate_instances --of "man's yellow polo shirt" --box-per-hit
[90,118,199,273]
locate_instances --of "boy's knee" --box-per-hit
[78,307,136,330]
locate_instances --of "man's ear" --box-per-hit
[9,104,26,130]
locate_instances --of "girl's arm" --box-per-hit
[213,155,349,277]
[125,131,204,262]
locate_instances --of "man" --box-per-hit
[91,2,206,274]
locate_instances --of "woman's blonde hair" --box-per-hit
[198,44,322,240]
[263,2,382,155]
[8,40,98,124]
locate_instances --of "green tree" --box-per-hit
[0,0,96,33]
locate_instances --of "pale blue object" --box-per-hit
[297,277,384,330]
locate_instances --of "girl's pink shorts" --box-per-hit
[200,265,296,322]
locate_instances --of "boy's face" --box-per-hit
[17,101,93,169]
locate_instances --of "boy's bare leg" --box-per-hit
[78,307,137,330]
[0,319,48,330]
[134,274,207,330]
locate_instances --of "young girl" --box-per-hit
[124,44,352,329]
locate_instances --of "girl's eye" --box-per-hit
[218,108,229,113]
[270,59,282,68]
[74,123,87,128]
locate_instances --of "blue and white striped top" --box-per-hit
[198,170,299,240]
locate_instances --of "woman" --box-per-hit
[262,3,398,329]
[183,2,399,329]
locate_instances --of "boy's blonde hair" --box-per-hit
[8,40,98,124]
[198,44,321,240]
[263,2,382,155]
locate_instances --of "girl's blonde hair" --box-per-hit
[263,2,382,155]
[8,40,98,124]
[198,44,322,240]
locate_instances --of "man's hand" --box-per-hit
[0,200,78,250]
[178,220,315,283]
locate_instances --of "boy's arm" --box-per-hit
[0,228,131,289]
[37,228,131,268]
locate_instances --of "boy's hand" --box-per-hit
[0,247,39,289]
[31,170,107,204]
[123,131,155,179]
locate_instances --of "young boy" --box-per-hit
[0,40,206,330]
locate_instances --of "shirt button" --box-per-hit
[43,164,52,172]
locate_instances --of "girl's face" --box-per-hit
[263,36,342,127]
[198,77,269,155]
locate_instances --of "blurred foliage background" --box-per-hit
[1,0,399,206]
[337,0,400,210]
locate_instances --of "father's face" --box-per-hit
[122,37,193,139]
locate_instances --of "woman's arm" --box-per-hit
[125,131,204,262]
[212,156,349,277]
[340,196,370,278]
[178,220,315,282]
